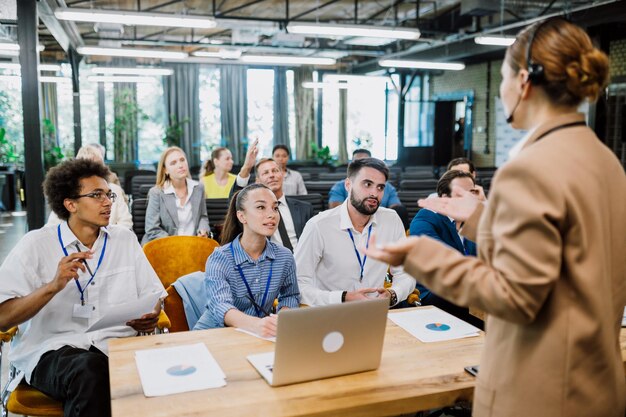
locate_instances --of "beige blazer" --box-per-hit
[404,113,626,417]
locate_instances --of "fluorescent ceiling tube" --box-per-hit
[0,43,46,53]
[379,59,465,71]
[55,7,216,29]
[241,55,335,66]
[0,63,63,71]
[475,36,515,46]
[192,49,242,59]
[87,75,158,83]
[91,67,173,76]
[77,46,187,59]
[287,22,420,40]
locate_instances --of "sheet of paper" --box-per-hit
[87,291,161,332]
[235,328,276,343]
[389,307,481,343]
[622,307,626,327]
[135,343,226,397]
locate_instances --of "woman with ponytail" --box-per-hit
[200,147,237,199]
[364,19,625,417]
[193,184,300,336]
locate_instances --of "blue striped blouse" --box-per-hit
[193,235,300,330]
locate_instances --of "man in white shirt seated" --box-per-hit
[0,159,166,417]
[254,158,314,252]
[295,157,414,306]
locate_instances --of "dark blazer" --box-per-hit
[285,196,314,239]
[142,181,210,246]
[409,208,476,256]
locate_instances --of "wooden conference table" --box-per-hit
[109,308,484,417]
[109,311,626,417]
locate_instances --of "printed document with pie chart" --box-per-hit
[135,343,226,396]
[388,306,481,343]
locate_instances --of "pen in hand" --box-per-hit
[245,294,272,318]
[74,244,94,276]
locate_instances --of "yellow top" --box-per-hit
[202,173,237,198]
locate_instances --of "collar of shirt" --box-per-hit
[338,200,378,232]
[58,221,109,251]
[231,235,277,266]
[163,178,198,195]
[277,194,288,208]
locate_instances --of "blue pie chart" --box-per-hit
[166,364,197,376]
[425,322,451,331]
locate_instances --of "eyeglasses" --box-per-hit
[73,191,117,203]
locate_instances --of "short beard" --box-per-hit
[350,192,379,215]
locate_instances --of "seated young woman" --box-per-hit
[200,147,237,199]
[193,183,300,337]
[142,146,210,245]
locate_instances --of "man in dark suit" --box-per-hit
[409,170,482,328]
[254,158,314,252]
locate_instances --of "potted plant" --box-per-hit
[42,119,64,171]
[310,141,337,167]
[163,114,189,147]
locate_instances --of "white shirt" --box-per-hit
[0,222,166,382]
[271,195,298,249]
[163,178,198,236]
[283,169,308,196]
[294,201,414,306]
[45,182,133,229]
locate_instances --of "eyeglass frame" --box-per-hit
[72,190,117,203]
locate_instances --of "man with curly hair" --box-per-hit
[0,159,166,417]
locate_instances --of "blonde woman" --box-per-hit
[142,146,209,245]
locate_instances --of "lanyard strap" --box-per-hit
[347,224,373,281]
[230,243,273,318]
[57,224,108,305]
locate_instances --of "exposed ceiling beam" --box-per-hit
[289,0,343,21]
[144,0,186,12]
[38,0,83,52]
[216,0,272,17]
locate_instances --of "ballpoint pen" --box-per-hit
[245,294,272,318]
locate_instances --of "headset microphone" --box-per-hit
[506,93,523,124]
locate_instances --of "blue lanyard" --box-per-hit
[57,224,108,305]
[230,243,273,318]
[347,224,373,281]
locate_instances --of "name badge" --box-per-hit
[73,303,95,319]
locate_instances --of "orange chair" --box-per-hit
[143,235,220,288]
[143,236,220,331]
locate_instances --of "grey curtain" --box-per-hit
[41,82,59,146]
[293,67,315,161]
[219,65,248,164]
[164,63,201,167]
[337,88,349,164]
[113,83,138,162]
[273,67,290,153]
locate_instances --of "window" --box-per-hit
[55,67,75,157]
[286,69,296,157]
[0,72,24,164]
[385,75,399,160]
[137,79,166,163]
[198,67,221,161]
[404,74,433,147]
[322,74,391,160]
[247,68,274,157]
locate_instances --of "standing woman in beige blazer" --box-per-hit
[365,19,625,417]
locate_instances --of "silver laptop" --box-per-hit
[247,298,389,386]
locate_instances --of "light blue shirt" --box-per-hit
[194,235,300,330]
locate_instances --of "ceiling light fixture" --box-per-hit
[55,7,216,29]
[0,43,46,56]
[77,46,188,60]
[287,23,420,41]
[91,67,173,76]
[192,49,242,60]
[240,55,335,66]
[0,63,63,72]
[40,76,71,83]
[87,75,158,83]
[379,59,465,71]
[474,36,516,46]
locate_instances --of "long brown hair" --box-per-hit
[506,19,609,106]
[156,146,189,188]
[200,147,229,178]
[220,183,271,245]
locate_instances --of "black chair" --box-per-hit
[136,184,152,200]
[399,179,439,192]
[303,181,337,206]
[297,166,330,181]
[205,198,230,240]
[131,198,149,242]
[397,191,431,220]
[289,193,324,215]
[318,172,348,181]
[401,171,437,180]
[124,169,156,195]
[131,175,157,199]
[299,172,311,181]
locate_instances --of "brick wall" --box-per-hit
[430,60,502,167]
[609,38,626,78]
